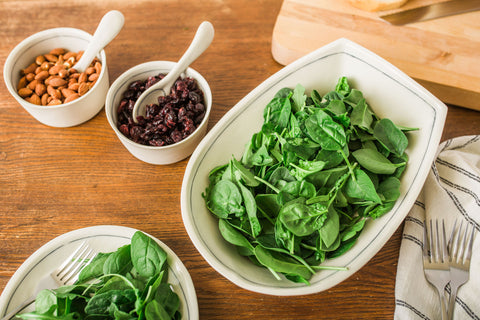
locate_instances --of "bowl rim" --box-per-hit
[3,27,108,110]
[105,60,212,150]
[180,38,447,296]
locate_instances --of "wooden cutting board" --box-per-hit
[271,0,480,111]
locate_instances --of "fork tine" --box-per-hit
[52,242,96,285]
[61,247,96,285]
[441,219,448,263]
[451,220,463,263]
[423,221,429,257]
[447,219,457,251]
[430,219,435,262]
[463,224,475,263]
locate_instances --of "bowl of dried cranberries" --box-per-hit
[105,61,212,165]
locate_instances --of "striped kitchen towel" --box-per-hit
[395,135,480,320]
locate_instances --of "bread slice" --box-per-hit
[348,0,409,11]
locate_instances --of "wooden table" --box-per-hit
[0,1,479,319]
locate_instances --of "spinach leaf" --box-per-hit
[291,83,306,113]
[254,246,312,281]
[238,183,262,237]
[103,244,132,276]
[350,98,373,132]
[344,168,382,204]
[278,200,325,237]
[207,179,244,218]
[352,148,405,174]
[131,231,167,278]
[305,109,346,151]
[373,118,408,156]
[219,219,255,254]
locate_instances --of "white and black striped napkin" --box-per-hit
[395,135,480,320]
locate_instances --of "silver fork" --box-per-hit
[423,219,449,320]
[447,220,476,320]
[1,241,96,320]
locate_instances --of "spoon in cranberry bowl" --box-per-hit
[131,21,214,124]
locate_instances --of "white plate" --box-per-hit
[181,38,447,296]
[0,225,198,319]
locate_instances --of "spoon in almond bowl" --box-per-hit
[72,10,125,73]
[131,21,214,123]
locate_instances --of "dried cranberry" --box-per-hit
[116,73,206,146]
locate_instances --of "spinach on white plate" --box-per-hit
[203,77,417,284]
[17,231,181,320]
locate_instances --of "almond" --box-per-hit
[40,61,51,71]
[48,99,62,106]
[56,55,65,66]
[64,93,79,103]
[78,82,89,96]
[88,73,99,82]
[78,72,87,83]
[86,67,96,75]
[22,63,37,75]
[61,88,76,98]
[35,55,46,65]
[94,61,102,75]
[68,82,80,91]
[41,93,49,106]
[18,87,33,98]
[35,83,46,96]
[18,76,27,89]
[58,68,69,78]
[35,70,49,81]
[49,64,64,75]
[64,56,76,68]
[47,85,62,99]
[28,93,41,105]
[44,53,58,62]
[49,48,65,56]
[49,77,67,87]
[25,73,35,82]
[63,51,76,60]
[27,79,38,90]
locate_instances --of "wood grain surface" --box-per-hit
[0,0,479,319]
[271,0,480,111]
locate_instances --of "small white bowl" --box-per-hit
[181,38,447,296]
[105,61,212,165]
[3,27,109,127]
[0,225,199,319]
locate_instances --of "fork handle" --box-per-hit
[440,294,448,320]
[1,296,35,320]
[447,286,459,320]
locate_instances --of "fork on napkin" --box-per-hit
[395,135,480,320]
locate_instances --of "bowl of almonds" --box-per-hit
[3,27,109,127]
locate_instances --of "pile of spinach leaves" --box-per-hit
[203,77,415,284]
[17,231,181,320]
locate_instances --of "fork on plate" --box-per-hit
[1,241,96,320]
[423,219,449,320]
[447,220,476,320]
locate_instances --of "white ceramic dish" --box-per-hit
[181,38,447,296]
[3,27,109,127]
[105,61,212,165]
[0,225,198,319]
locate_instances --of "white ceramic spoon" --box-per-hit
[72,10,125,72]
[132,21,214,123]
